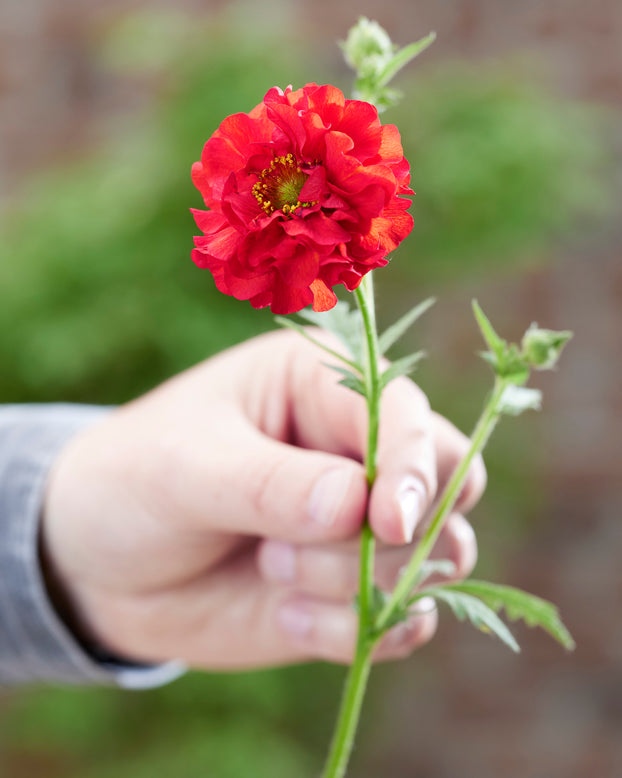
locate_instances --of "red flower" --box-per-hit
[191,83,413,315]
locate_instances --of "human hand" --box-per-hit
[41,329,486,670]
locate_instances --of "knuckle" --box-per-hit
[385,374,431,413]
[452,518,478,578]
[375,616,433,661]
[302,555,359,601]
[321,634,358,666]
[457,456,487,510]
[247,454,290,520]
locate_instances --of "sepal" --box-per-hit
[375,33,437,89]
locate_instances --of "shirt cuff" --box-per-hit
[0,404,185,688]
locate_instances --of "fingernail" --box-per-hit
[453,515,476,546]
[396,477,426,543]
[278,601,313,638]
[308,468,351,526]
[452,516,477,574]
[260,541,296,583]
[412,596,436,615]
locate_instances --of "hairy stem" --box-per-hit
[376,377,508,631]
[320,276,382,778]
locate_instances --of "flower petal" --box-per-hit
[276,247,320,287]
[310,278,338,312]
[270,276,314,315]
[282,213,351,246]
[190,82,414,314]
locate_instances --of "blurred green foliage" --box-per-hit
[0,7,612,777]
[392,67,609,280]
[0,12,609,405]
[1,666,340,776]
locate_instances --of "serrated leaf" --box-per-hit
[297,301,365,364]
[412,559,457,587]
[274,315,362,373]
[377,297,436,355]
[441,580,575,651]
[323,363,367,396]
[376,32,437,88]
[472,300,506,360]
[499,385,542,416]
[339,376,366,396]
[421,588,520,652]
[380,351,425,389]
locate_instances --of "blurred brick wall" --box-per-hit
[1,2,620,776]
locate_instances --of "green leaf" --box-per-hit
[380,351,425,389]
[323,363,367,397]
[377,297,435,355]
[441,580,575,651]
[478,350,499,370]
[472,303,532,383]
[421,588,520,652]
[297,301,365,364]
[472,300,506,359]
[498,385,542,416]
[338,376,366,396]
[376,32,437,88]
[274,315,362,373]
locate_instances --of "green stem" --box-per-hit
[320,275,382,778]
[356,275,382,486]
[320,638,375,778]
[376,377,508,631]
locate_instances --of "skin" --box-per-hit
[41,329,486,670]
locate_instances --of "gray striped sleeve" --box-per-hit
[0,404,184,688]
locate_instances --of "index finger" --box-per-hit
[281,337,437,545]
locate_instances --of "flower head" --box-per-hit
[521,324,573,370]
[191,83,413,314]
[340,17,395,78]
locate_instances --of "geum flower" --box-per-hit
[191,83,413,315]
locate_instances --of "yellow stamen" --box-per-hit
[252,154,317,216]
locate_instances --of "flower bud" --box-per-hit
[341,17,395,78]
[521,324,572,370]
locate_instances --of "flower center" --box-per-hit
[252,154,317,215]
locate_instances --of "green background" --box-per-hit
[0,7,615,777]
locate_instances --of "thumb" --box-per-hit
[156,414,369,544]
